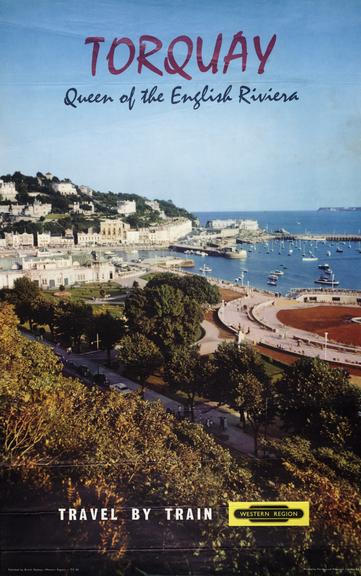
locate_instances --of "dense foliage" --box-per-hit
[1,303,360,574]
[146,272,220,304]
[124,282,204,357]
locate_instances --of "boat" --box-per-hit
[318,263,330,270]
[267,279,278,286]
[288,249,293,255]
[273,270,284,276]
[223,247,247,259]
[326,250,332,257]
[302,256,318,261]
[199,264,212,273]
[336,246,343,253]
[314,268,339,286]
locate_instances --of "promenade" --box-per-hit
[218,292,361,369]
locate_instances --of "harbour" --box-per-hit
[0,210,360,295]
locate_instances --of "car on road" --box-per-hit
[109,382,130,394]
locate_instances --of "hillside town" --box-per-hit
[0,172,262,290]
[0,173,193,249]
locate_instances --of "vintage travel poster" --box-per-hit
[1,1,360,574]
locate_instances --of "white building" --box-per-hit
[0,201,52,219]
[24,200,52,218]
[44,172,54,181]
[37,232,51,247]
[0,180,17,202]
[145,200,160,211]
[117,200,136,215]
[48,231,74,247]
[52,181,77,196]
[145,199,166,218]
[239,219,259,231]
[70,201,94,215]
[0,204,25,216]
[4,232,34,248]
[0,255,115,290]
[206,218,258,231]
[77,231,102,246]
[124,229,140,244]
[137,218,192,245]
[79,185,93,197]
[100,219,130,243]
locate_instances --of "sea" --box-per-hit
[1,211,360,295]
[186,211,361,294]
[134,210,361,295]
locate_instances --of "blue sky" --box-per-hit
[1,0,361,211]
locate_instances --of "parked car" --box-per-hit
[109,382,130,394]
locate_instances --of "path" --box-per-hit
[218,293,361,369]
[24,332,255,456]
[198,319,231,355]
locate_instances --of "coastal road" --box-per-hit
[24,332,256,456]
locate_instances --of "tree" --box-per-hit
[124,284,151,334]
[146,284,203,356]
[91,312,125,365]
[147,273,220,305]
[54,301,92,352]
[277,357,352,442]
[264,437,361,572]
[165,346,210,421]
[209,341,268,406]
[31,297,58,338]
[235,371,267,456]
[9,277,41,328]
[124,283,203,357]
[117,333,162,395]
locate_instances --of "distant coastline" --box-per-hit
[318,207,361,212]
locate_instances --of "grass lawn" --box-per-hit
[92,303,124,318]
[45,213,68,220]
[261,358,284,380]
[63,282,126,302]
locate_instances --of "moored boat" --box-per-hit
[314,269,339,286]
[302,256,318,261]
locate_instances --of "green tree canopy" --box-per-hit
[124,283,203,356]
[147,272,220,305]
[277,357,356,447]
[117,333,163,393]
[54,301,93,352]
[165,346,211,421]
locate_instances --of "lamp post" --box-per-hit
[324,332,328,360]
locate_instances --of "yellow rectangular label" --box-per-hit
[228,501,310,526]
